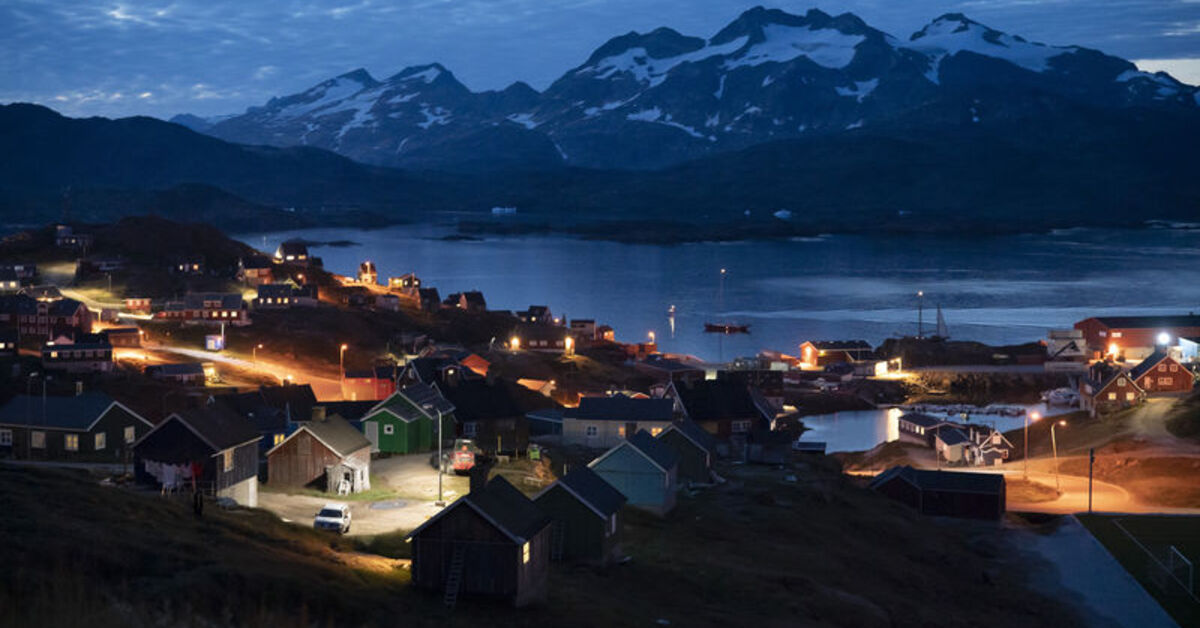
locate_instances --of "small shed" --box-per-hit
[533,465,627,564]
[589,430,679,516]
[267,415,371,493]
[656,421,716,484]
[407,476,551,607]
[134,403,262,506]
[870,465,1006,520]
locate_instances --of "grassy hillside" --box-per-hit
[1,460,1086,627]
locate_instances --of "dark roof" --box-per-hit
[47,298,86,316]
[936,427,970,446]
[319,400,378,423]
[899,413,944,429]
[639,355,705,373]
[22,285,62,300]
[402,382,456,415]
[257,283,299,298]
[460,291,486,308]
[169,403,261,451]
[670,420,718,453]
[293,416,370,457]
[564,394,675,422]
[440,378,557,422]
[430,476,550,543]
[258,384,317,418]
[870,466,1004,495]
[241,254,272,269]
[0,393,121,429]
[1090,315,1200,329]
[551,466,626,517]
[1128,350,1172,381]
[277,240,308,255]
[183,293,243,310]
[146,362,205,376]
[516,323,568,342]
[625,430,679,471]
[671,380,767,422]
[404,356,460,384]
[1083,362,1131,396]
[417,287,440,300]
[808,340,873,350]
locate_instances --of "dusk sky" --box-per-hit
[3,0,1198,119]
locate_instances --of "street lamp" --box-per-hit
[917,290,925,339]
[648,331,656,344]
[1050,420,1067,492]
[253,343,263,362]
[1024,411,1041,479]
[425,404,445,507]
[339,343,348,379]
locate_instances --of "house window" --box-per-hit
[273,433,285,446]
[731,420,752,433]
[522,542,531,565]
[585,425,598,437]
[1107,392,1117,401]
[0,429,11,446]
[1158,364,1167,372]
[64,434,79,451]
[124,426,136,443]
[650,427,663,436]
[223,449,234,472]
[463,422,478,437]
[383,424,395,435]
[617,425,626,437]
[94,432,106,450]
[1159,377,1173,386]
[1170,364,1179,372]
[1117,378,1126,387]
[1111,332,1122,338]
[31,431,45,449]
[1126,392,1136,401]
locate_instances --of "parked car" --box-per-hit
[428,439,486,475]
[313,503,351,534]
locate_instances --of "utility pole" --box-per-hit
[1088,448,1095,513]
[917,291,924,339]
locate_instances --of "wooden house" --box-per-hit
[238,255,274,286]
[418,288,441,313]
[799,340,874,366]
[254,282,317,309]
[341,364,401,402]
[156,293,249,326]
[517,305,553,325]
[656,421,717,484]
[440,378,554,454]
[0,267,19,293]
[896,413,950,445]
[934,427,971,464]
[274,240,310,264]
[134,403,261,506]
[634,355,706,384]
[444,291,486,312]
[870,465,1006,520]
[0,294,93,338]
[1079,363,1144,417]
[41,333,113,373]
[513,324,567,353]
[589,430,679,516]
[0,327,17,359]
[124,297,153,312]
[533,465,626,564]
[359,385,455,455]
[1127,350,1194,395]
[561,394,675,449]
[145,362,206,385]
[102,327,141,348]
[407,476,552,607]
[665,379,773,442]
[267,413,371,493]
[1074,314,1200,360]
[0,392,152,461]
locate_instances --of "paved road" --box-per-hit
[149,344,344,400]
[959,462,1200,515]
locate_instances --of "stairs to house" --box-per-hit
[443,545,466,608]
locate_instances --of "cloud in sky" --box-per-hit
[1,0,1197,118]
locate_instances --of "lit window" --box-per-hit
[1107,393,1117,400]
[64,434,79,451]
[1126,392,1136,401]
[522,542,531,564]
[1170,364,1178,372]
[383,424,395,435]
[1118,379,1126,387]
[223,449,234,472]
[1111,332,1122,338]
[31,431,45,448]
[274,433,285,446]
[124,426,135,443]
[0,429,11,446]
[617,426,626,437]
[650,427,663,436]
[1160,377,1173,386]
[94,432,106,450]
[1158,364,1166,372]
[586,425,598,436]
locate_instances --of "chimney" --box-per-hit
[311,405,326,422]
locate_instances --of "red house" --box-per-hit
[340,364,400,402]
[1079,363,1144,417]
[1127,351,1194,395]
[799,340,873,366]
[1074,315,1200,360]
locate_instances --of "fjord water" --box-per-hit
[240,224,1200,362]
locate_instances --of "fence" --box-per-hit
[1112,518,1200,603]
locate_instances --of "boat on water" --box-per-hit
[704,322,750,335]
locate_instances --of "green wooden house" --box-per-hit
[359,384,455,455]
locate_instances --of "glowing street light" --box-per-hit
[510,336,520,351]
[339,344,349,381]
[648,331,656,344]
[1024,411,1041,479]
[1157,331,1171,346]
[253,343,263,362]
[1050,420,1067,492]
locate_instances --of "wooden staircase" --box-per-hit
[443,545,466,608]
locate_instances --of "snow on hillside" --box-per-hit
[580,36,748,86]
[276,76,372,121]
[906,15,1075,82]
[725,24,865,70]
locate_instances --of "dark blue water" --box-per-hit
[238,225,1200,362]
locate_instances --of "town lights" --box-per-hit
[1107,343,1119,358]
[339,344,349,382]
[648,331,656,343]
[510,336,520,351]
[564,336,574,356]
[1157,332,1171,346]
[1024,411,1041,480]
[1051,420,1067,492]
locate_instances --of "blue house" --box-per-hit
[588,430,679,516]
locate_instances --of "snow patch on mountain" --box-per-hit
[835,79,878,102]
[584,97,636,117]
[724,24,865,71]
[906,14,1075,79]
[714,74,727,99]
[396,66,443,84]
[276,76,369,121]
[626,107,663,122]
[581,36,749,87]
[506,112,538,129]
[387,92,418,104]
[417,104,451,129]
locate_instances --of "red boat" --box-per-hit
[704,323,750,334]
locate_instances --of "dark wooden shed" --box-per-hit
[134,403,261,507]
[533,465,626,564]
[406,476,552,607]
[656,421,716,484]
[870,465,1006,520]
[266,415,371,493]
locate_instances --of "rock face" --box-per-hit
[174,7,1199,171]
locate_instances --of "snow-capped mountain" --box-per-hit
[177,7,1199,170]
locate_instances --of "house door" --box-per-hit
[365,422,379,453]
